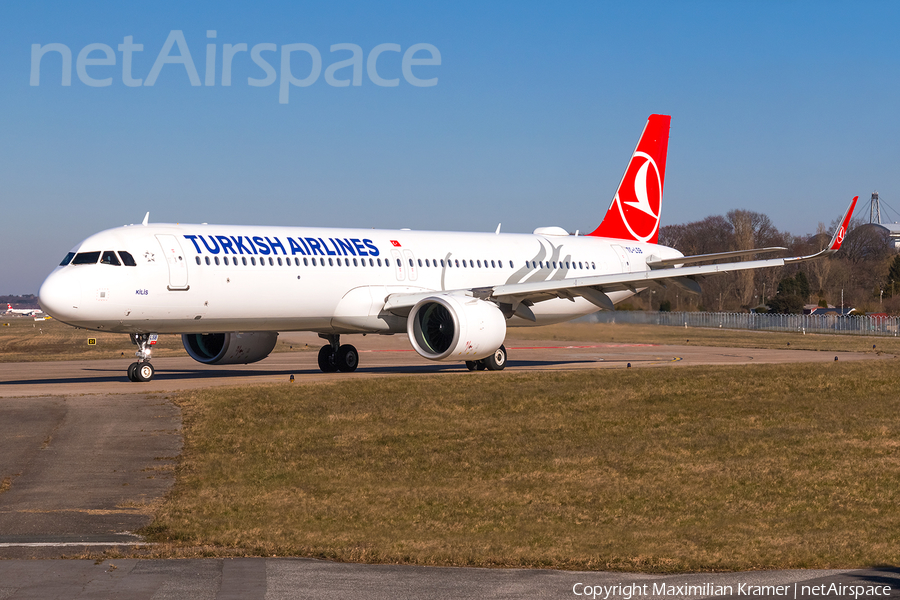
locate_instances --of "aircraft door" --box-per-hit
[402,250,418,281]
[156,234,190,290]
[611,244,632,273]
[390,249,405,281]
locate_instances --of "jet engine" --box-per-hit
[182,332,278,365]
[407,295,506,361]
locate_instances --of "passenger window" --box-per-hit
[304,258,309,266]
[385,259,390,267]
[243,257,248,266]
[214,256,220,265]
[328,258,334,266]
[592,262,596,269]
[277,257,282,266]
[118,251,137,266]
[195,257,201,265]
[72,251,101,265]
[205,256,211,265]
[224,256,229,266]
[440,259,445,267]
[369,258,374,266]
[509,261,514,268]
[353,258,358,266]
[491,260,496,268]
[251,257,256,265]
[476,260,481,268]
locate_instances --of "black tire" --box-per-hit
[336,345,359,373]
[318,345,338,373]
[127,362,138,382]
[476,361,486,371]
[135,362,154,382]
[484,345,507,371]
[465,361,478,371]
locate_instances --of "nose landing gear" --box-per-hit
[127,333,158,382]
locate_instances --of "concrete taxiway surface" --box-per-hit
[0,394,180,554]
[0,559,897,599]
[0,331,889,397]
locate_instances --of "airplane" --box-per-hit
[37,114,858,382]
[5,303,42,316]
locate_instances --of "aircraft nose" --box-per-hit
[38,268,81,322]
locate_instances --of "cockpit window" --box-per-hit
[72,251,101,265]
[100,251,121,266]
[118,251,137,266]
[60,252,75,266]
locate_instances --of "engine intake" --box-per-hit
[407,295,506,361]
[182,332,278,365]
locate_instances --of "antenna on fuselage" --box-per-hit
[495,223,501,234]
[142,212,150,226]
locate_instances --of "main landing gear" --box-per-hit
[465,344,507,372]
[317,334,359,373]
[127,333,158,382]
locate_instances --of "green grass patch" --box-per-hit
[145,360,900,572]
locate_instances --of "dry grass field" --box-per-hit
[0,316,303,362]
[3,315,897,363]
[506,321,900,354]
[143,359,900,572]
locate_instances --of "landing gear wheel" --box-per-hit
[135,362,155,382]
[318,345,338,373]
[127,362,139,382]
[465,361,478,371]
[484,345,507,371]
[336,345,359,372]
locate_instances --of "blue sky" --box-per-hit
[2,1,898,294]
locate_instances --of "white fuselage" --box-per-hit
[38,223,684,335]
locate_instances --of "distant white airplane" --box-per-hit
[5,303,42,316]
[38,115,857,382]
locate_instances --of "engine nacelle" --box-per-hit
[182,332,278,365]
[407,295,506,361]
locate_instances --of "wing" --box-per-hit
[383,196,858,320]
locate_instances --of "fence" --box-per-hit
[585,311,900,337]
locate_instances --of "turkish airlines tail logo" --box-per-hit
[588,114,670,244]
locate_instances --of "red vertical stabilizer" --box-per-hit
[588,114,671,244]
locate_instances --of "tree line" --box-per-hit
[636,210,900,314]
